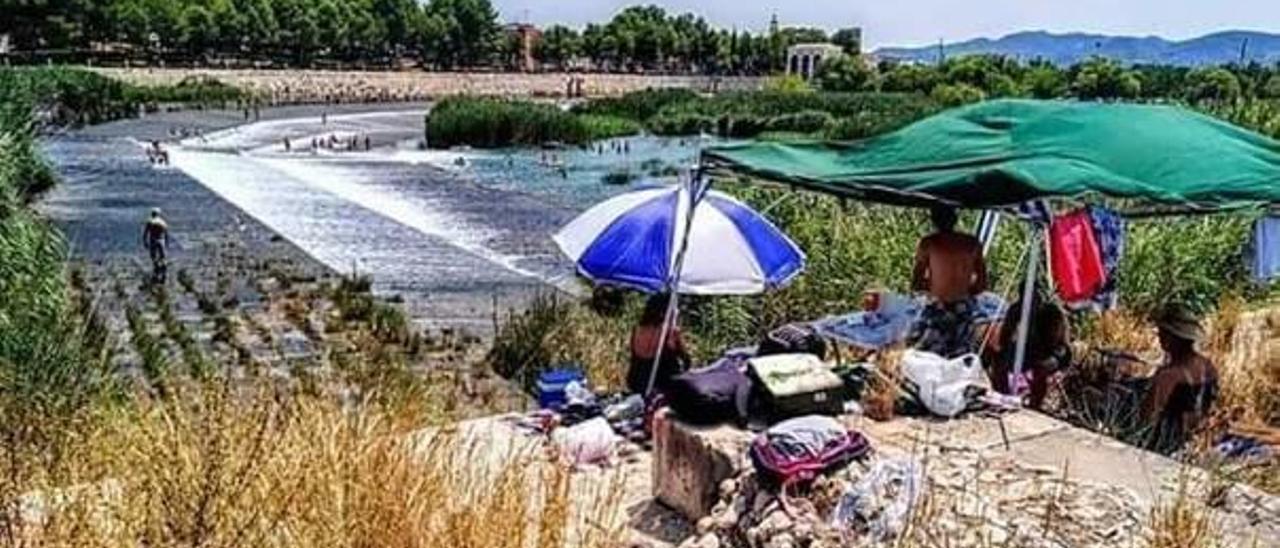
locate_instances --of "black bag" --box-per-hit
[758,323,827,358]
[662,360,752,426]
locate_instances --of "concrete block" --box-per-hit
[652,409,754,521]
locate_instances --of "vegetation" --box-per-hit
[3,1,854,74]
[425,96,640,148]
[0,67,244,129]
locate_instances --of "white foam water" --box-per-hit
[166,111,560,288]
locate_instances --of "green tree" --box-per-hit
[942,55,1023,97]
[830,27,862,55]
[1262,74,1280,99]
[1072,57,1142,100]
[931,82,986,107]
[178,4,218,56]
[879,63,940,94]
[424,0,501,67]
[816,55,873,92]
[1022,64,1068,99]
[1185,67,1243,103]
[537,25,581,69]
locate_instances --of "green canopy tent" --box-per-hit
[701,98,1280,389]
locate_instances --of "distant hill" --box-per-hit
[874,30,1280,66]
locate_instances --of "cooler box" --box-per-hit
[537,368,585,409]
[748,353,844,422]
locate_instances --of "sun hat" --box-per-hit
[1155,304,1204,343]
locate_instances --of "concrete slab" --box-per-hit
[847,410,1069,452]
[651,410,754,522]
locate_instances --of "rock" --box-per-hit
[679,534,721,548]
[652,410,753,521]
[720,478,739,498]
[764,532,795,548]
[696,516,715,535]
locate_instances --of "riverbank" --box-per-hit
[91,68,764,104]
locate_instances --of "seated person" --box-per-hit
[910,206,988,357]
[1141,305,1218,454]
[984,287,1071,409]
[628,294,691,395]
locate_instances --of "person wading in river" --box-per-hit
[142,208,171,282]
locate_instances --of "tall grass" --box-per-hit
[426,97,640,149]
[573,89,941,140]
[4,377,625,547]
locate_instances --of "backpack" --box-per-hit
[749,415,871,491]
[662,358,753,426]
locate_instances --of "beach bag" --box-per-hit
[750,415,871,491]
[900,350,989,418]
[758,323,827,358]
[663,360,752,426]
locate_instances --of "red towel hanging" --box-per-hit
[1049,209,1106,303]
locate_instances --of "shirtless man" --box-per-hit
[910,206,987,357]
[142,208,170,282]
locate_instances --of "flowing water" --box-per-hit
[43,108,712,329]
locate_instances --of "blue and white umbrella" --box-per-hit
[553,182,805,295]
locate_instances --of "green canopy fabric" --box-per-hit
[703,99,1280,210]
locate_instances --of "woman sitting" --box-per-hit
[628,294,692,395]
[984,286,1071,410]
[1142,305,1218,454]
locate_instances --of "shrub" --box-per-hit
[427,97,639,148]
[571,87,700,120]
[765,110,836,134]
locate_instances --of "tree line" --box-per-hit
[814,54,1280,105]
[1,1,858,73]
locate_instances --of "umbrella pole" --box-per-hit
[1011,226,1042,395]
[645,293,681,396]
[645,173,707,396]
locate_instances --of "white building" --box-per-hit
[786,43,844,80]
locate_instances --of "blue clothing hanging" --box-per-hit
[1248,215,1280,283]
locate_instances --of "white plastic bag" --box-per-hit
[832,458,925,541]
[901,350,989,417]
[552,417,617,465]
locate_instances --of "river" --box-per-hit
[42,106,712,330]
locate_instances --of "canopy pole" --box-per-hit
[1010,226,1042,395]
[645,171,708,396]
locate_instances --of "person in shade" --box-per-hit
[910,205,988,357]
[1142,305,1218,454]
[984,285,1071,409]
[628,294,692,395]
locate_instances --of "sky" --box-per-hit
[490,1,1280,49]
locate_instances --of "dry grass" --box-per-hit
[3,378,626,548]
[1146,474,1222,548]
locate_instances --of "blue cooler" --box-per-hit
[537,368,585,409]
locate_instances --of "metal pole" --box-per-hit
[645,173,707,396]
[1011,227,1042,394]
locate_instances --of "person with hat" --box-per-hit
[1141,304,1218,453]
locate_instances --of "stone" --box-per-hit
[764,532,795,548]
[652,410,753,521]
[719,478,739,498]
[696,517,715,535]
